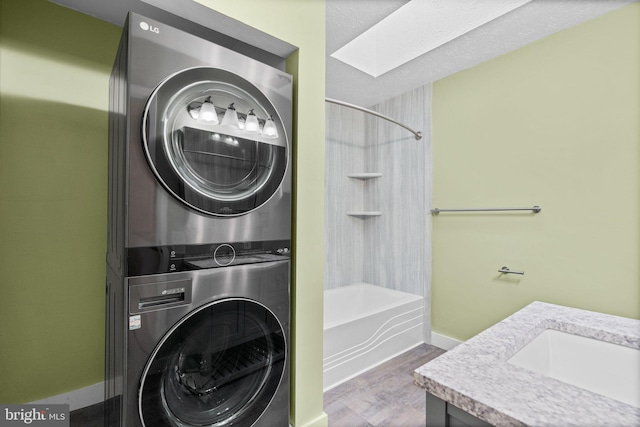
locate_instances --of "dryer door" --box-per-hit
[138,298,286,427]
[143,67,288,216]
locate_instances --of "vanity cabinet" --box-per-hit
[426,393,492,427]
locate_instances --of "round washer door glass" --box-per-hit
[139,299,286,427]
[143,67,288,216]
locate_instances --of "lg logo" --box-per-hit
[139,21,160,34]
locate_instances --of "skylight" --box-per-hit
[330,0,532,78]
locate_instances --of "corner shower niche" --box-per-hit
[347,173,382,179]
[346,173,382,217]
[325,84,432,300]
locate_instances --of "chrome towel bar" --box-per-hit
[431,206,541,215]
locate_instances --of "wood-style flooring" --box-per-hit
[323,344,446,427]
[69,343,444,427]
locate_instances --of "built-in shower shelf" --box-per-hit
[346,211,382,218]
[347,173,382,180]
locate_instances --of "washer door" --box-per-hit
[143,67,288,216]
[138,299,286,427]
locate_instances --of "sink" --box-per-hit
[508,329,640,407]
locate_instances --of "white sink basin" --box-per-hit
[508,329,640,407]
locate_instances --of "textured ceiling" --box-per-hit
[326,0,636,107]
[49,0,296,59]
[331,0,532,78]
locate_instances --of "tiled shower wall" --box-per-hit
[325,84,432,298]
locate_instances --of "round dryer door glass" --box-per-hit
[143,67,288,216]
[139,299,286,427]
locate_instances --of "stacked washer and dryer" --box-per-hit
[106,13,292,427]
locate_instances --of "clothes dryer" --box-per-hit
[108,12,292,254]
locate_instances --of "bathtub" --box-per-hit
[323,283,424,391]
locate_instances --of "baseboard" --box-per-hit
[295,412,328,427]
[431,332,463,350]
[29,382,104,411]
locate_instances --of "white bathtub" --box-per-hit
[323,283,424,391]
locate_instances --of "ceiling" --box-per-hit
[49,0,296,69]
[50,0,635,109]
[326,0,635,107]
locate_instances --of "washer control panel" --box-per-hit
[213,244,236,266]
[127,239,290,276]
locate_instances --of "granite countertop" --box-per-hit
[414,301,640,426]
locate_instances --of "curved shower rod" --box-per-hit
[325,97,423,140]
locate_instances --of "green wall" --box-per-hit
[431,3,640,341]
[194,2,328,425]
[0,1,326,426]
[0,0,119,402]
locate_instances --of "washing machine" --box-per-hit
[106,12,292,427]
[107,241,290,426]
[125,257,289,427]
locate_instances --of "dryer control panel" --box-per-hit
[127,240,290,276]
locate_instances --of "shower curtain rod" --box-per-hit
[325,97,423,140]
